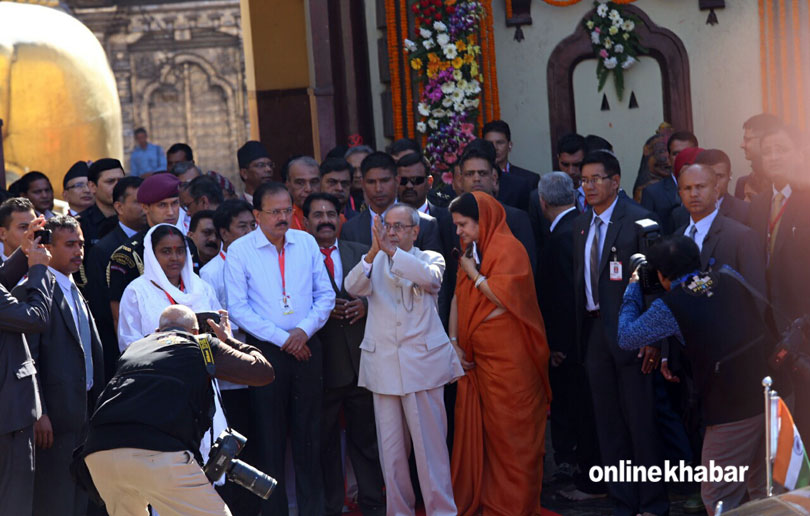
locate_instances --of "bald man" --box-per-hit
[676,164,765,294]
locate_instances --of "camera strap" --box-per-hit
[195,335,229,449]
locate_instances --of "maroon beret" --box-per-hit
[137,173,180,204]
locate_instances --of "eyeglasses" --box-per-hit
[65,181,90,191]
[383,222,416,232]
[399,176,427,186]
[581,175,612,186]
[259,207,293,217]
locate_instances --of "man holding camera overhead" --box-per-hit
[573,150,669,516]
[76,305,274,516]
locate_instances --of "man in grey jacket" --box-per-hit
[0,216,55,515]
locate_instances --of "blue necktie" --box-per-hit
[71,284,93,390]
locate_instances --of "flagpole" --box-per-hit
[763,376,773,497]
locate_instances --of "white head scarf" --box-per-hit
[143,223,210,308]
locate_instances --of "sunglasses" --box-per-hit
[399,176,427,186]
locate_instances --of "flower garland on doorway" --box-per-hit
[585,0,644,100]
[404,0,486,183]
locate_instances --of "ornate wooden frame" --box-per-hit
[546,5,692,166]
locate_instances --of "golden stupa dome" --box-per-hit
[0,2,123,192]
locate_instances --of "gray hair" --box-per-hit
[287,156,319,171]
[158,305,199,332]
[383,203,420,227]
[344,145,375,159]
[537,171,575,207]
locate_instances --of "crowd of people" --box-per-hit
[0,113,808,516]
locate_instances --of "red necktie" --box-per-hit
[321,246,336,278]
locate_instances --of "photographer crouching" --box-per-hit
[617,235,774,515]
[74,305,274,516]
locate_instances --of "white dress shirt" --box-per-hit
[550,206,577,233]
[321,241,344,291]
[418,200,429,214]
[119,221,138,239]
[225,228,335,347]
[773,184,793,200]
[584,196,618,311]
[49,267,81,341]
[200,251,227,306]
[368,206,382,241]
[684,208,719,252]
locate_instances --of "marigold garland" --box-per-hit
[506,0,513,19]
[484,0,499,120]
[401,0,416,136]
[386,0,404,138]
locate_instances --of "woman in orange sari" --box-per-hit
[448,191,551,515]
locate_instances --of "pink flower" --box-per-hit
[460,123,474,136]
[444,152,458,164]
[441,172,454,185]
[595,27,601,33]
[599,49,608,58]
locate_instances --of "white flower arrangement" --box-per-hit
[433,21,447,32]
[423,39,435,50]
[404,39,417,53]
[437,33,450,47]
[585,0,644,100]
[419,27,432,39]
[442,43,458,59]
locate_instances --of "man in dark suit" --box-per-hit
[14,216,104,516]
[671,149,750,228]
[735,113,781,201]
[304,193,385,516]
[320,157,359,221]
[536,172,604,497]
[481,120,534,211]
[0,218,54,516]
[574,151,668,516]
[78,158,125,249]
[341,152,442,254]
[675,164,765,293]
[746,125,810,437]
[84,176,146,380]
[641,131,698,234]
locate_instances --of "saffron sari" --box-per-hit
[451,192,551,515]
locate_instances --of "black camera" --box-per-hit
[769,315,810,384]
[34,229,51,245]
[204,429,277,499]
[631,218,664,295]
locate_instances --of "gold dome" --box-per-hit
[0,2,123,192]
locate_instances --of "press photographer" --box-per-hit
[617,235,774,514]
[74,305,274,515]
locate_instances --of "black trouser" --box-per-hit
[0,425,35,516]
[216,387,261,516]
[321,384,384,516]
[248,335,324,516]
[549,358,605,493]
[33,429,88,516]
[583,317,669,516]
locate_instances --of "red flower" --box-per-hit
[420,0,429,7]
[447,5,455,13]
[412,3,419,13]
[434,12,442,19]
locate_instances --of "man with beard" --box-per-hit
[187,210,221,267]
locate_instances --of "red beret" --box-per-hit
[137,173,180,204]
[673,146,705,179]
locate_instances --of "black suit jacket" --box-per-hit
[537,208,578,358]
[497,172,532,212]
[748,189,810,328]
[675,214,766,295]
[428,202,456,326]
[641,175,681,234]
[14,277,105,433]
[339,208,443,254]
[85,225,131,379]
[317,240,369,390]
[573,196,656,363]
[507,163,538,184]
[0,253,54,434]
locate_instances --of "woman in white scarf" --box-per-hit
[117,223,227,479]
[118,223,222,350]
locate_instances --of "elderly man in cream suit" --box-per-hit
[345,203,462,516]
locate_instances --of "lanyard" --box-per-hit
[151,279,184,305]
[769,197,790,236]
[278,247,286,298]
[219,251,226,261]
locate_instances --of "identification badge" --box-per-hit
[609,260,623,281]
[280,296,294,315]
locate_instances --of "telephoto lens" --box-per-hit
[228,459,278,499]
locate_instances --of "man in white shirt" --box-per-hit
[225,182,335,516]
[0,198,36,262]
[14,215,104,516]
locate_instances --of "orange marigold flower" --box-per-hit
[411,58,423,70]
[452,57,463,68]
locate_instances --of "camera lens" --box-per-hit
[228,459,278,500]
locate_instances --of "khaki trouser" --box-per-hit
[85,448,231,516]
